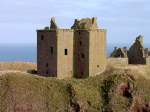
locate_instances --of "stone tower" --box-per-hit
[37,17,107,79]
[37,18,74,78]
[72,17,106,78]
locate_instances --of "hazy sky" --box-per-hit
[0,0,149,45]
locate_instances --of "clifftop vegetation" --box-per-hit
[0,62,150,112]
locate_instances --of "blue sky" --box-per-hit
[0,0,149,45]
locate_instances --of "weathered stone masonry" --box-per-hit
[37,17,107,79]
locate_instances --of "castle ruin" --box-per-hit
[128,35,148,64]
[110,47,128,58]
[110,35,150,65]
[37,17,107,79]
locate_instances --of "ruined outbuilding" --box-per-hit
[110,35,150,65]
[128,35,147,64]
[110,47,128,58]
[37,17,106,79]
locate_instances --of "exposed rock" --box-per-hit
[66,84,80,112]
[110,47,128,58]
[71,17,98,29]
[50,17,58,29]
[128,35,147,64]
[116,82,133,99]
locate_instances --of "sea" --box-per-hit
[0,44,37,63]
[0,44,149,63]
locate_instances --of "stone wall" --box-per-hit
[107,58,128,66]
[37,30,57,77]
[74,30,90,78]
[89,29,107,76]
[37,29,74,79]
[73,29,107,78]
[57,29,74,79]
[128,36,146,65]
[37,29,107,78]
[146,56,150,65]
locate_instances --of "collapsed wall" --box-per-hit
[128,35,147,64]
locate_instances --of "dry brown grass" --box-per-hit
[107,58,150,79]
[0,61,150,111]
[0,62,36,72]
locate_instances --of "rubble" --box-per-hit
[71,17,98,29]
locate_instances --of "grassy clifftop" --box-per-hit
[0,62,36,72]
[0,62,150,112]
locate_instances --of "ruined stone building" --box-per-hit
[128,35,148,64]
[110,35,150,65]
[110,47,128,58]
[37,17,107,79]
[109,47,128,66]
